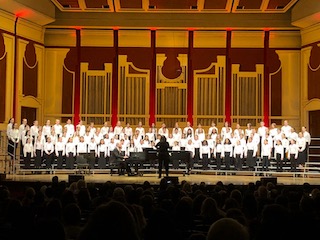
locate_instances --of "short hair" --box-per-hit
[207,218,249,240]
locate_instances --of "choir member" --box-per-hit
[245,137,257,171]
[274,139,284,172]
[64,119,75,138]
[97,139,107,169]
[233,140,244,171]
[297,132,307,167]
[214,139,223,171]
[222,138,233,170]
[55,136,65,169]
[260,139,272,171]
[65,137,76,169]
[100,121,110,137]
[42,120,52,140]
[8,123,20,160]
[34,135,44,168]
[87,137,97,169]
[208,121,218,136]
[288,139,299,172]
[53,119,63,138]
[23,137,33,169]
[200,139,211,170]
[44,136,55,169]
[113,121,123,136]
[185,139,195,174]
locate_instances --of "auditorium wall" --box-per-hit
[43,27,301,130]
[0,10,45,131]
[1,8,320,132]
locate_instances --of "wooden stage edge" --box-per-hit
[2,171,320,186]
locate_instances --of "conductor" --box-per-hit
[156,135,170,178]
[110,142,132,176]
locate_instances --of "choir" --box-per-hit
[5,118,311,172]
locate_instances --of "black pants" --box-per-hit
[34,149,42,168]
[66,153,75,169]
[158,154,169,177]
[56,151,64,169]
[290,154,297,172]
[98,153,106,169]
[246,150,255,170]
[45,152,54,169]
[202,154,209,170]
[119,160,132,175]
[262,156,269,171]
[276,153,283,171]
[216,152,222,170]
[24,152,31,169]
[224,152,231,170]
[235,154,242,171]
[88,151,96,169]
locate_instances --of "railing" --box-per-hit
[0,130,19,175]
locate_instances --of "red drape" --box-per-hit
[111,30,119,127]
[149,30,156,127]
[73,29,81,128]
[187,30,194,125]
[225,30,232,123]
[264,30,270,127]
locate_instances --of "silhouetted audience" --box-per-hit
[1,177,320,240]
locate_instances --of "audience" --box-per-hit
[0,178,320,240]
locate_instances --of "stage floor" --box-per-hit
[3,172,320,186]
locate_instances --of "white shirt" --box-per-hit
[281,125,292,138]
[200,145,211,158]
[77,142,87,154]
[135,127,145,137]
[53,124,63,137]
[44,142,54,155]
[303,131,311,144]
[158,128,169,138]
[233,144,244,158]
[42,125,52,137]
[65,142,76,156]
[124,127,133,137]
[258,126,268,138]
[23,143,34,157]
[261,143,272,158]
[222,144,233,158]
[10,129,20,142]
[76,124,86,137]
[100,126,109,137]
[19,124,28,141]
[88,142,97,153]
[30,125,39,139]
[288,143,299,158]
[214,143,223,157]
[274,144,284,159]
[297,137,306,152]
[97,144,107,157]
[185,143,195,158]
[114,126,123,135]
[55,141,65,156]
[245,141,257,157]
[64,124,75,138]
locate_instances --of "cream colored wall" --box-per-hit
[0,10,45,130]
[276,50,301,130]
[43,48,69,124]
[300,23,320,129]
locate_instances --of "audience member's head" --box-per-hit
[78,200,139,240]
[207,217,249,240]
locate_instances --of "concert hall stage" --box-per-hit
[1,170,319,186]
